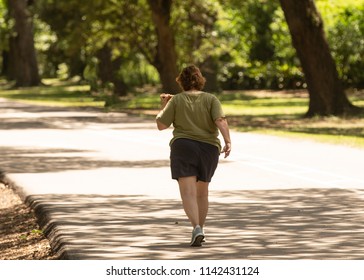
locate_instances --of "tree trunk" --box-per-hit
[96,45,128,96]
[1,50,10,77]
[68,52,86,79]
[147,0,180,94]
[279,0,360,116]
[7,0,40,87]
[200,56,221,93]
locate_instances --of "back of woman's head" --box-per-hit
[176,65,206,91]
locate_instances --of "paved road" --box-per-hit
[1,98,364,259]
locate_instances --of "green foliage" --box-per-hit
[2,0,361,93]
[173,0,223,64]
[314,0,364,88]
[118,56,160,87]
[218,0,364,90]
[1,78,362,147]
[109,88,364,147]
[327,6,364,87]
[34,0,159,93]
[216,0,305,90]
[18,229,44,240]
[0,0,7,34]
[31,229,44,235]
[221,90,364,148]
[0,0,9,72]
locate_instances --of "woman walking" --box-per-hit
[156,65,231,247]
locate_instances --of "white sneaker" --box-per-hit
[190,225,204,247]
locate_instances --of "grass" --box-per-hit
[220,90,364,147]
[110,89,364,148]
[0,79,105,108]
[0,79,363,148]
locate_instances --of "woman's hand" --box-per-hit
[215,117,232,158]
[160,93,173,109]
[221,142,231,158]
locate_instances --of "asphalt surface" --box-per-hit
[1,97,364,259]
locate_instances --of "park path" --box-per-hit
[1,97,364,259]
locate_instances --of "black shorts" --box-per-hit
[170,138,220,182]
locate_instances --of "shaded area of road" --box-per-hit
[0,98,154,130]
[1,98,364,260]
[1,147,169,173]
[27,188,364,260]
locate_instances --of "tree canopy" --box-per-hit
[0,0,363,115]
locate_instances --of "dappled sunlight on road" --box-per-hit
[1,147,169,173]
[0,98,154,130]
[28,188,364,260]
[2,98,364,260]
[210,188,364,259]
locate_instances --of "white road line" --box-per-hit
[231,155,364,187]
[231,154,364,184]
[85,128,364,187]
[232,159,343,187]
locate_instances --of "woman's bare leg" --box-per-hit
[196,181,209,228]
[178,176,200,228]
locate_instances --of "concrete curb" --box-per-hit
[1,172,70,259]
[25,195,76,259]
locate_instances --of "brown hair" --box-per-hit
[176,65,206,91]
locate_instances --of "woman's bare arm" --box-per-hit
[215,117,231,158]
[156,93,173,130]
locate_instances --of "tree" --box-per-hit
[279,0,361,116]
[147,0,180,94]
[245,2,277,63]
[173,0,222,92]
[7,0,40,86]
[96,43,128,96]
[0,0,8,76]
[328,5,364,88]
[34,1,89,79]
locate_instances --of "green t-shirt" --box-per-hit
[156,91,225,150]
